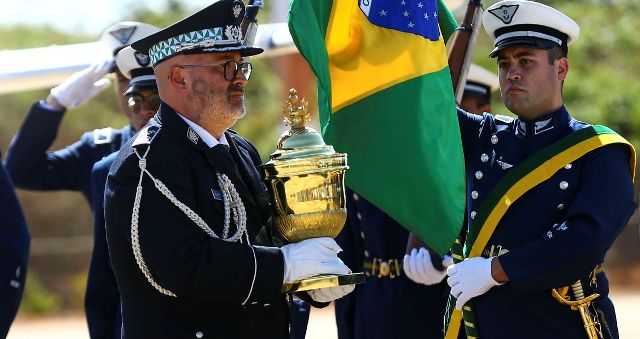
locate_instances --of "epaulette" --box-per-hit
[93,127,114,145]
[132,125,161,147]
[495,114,515,124]
[227,128,238,135]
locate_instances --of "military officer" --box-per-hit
[406,1,636,338]
[87,44,160,339]
[0,158,29,338]
[104,1,353,338]
[3,22,159,339]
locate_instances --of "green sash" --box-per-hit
[445,125,636,339]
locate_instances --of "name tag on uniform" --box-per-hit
[211,189,223,201]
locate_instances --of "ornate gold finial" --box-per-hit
[282,88,310,129]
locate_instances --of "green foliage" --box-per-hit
[20,271,62,315]
[0,25,88,50]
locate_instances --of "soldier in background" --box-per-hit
[3,21,159,339]
[460,63,500,115]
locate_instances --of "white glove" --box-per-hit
[50,59,113,108]
[447,257,501,310]
[403,248,452,286]
[307,283,355,303]
[280,237,348,284]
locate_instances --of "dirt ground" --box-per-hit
[8,289,640,339]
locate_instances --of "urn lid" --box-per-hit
[270,89,337,160]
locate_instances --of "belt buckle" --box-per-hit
[374,259,400,279]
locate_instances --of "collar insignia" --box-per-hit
[534,117,555,135]
[489,4,519,25]
[187,127,199,144]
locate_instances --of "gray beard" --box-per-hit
[188,77,245,125]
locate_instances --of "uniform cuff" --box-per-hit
[242,245,285,306]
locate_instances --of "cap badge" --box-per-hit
[232,4,243,19]
[109,26,137,44]
[224,25,243,41]
[187,127,199,144]
[134,51,150,67]
[489,4,519,25]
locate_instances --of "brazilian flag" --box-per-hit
[288,0,464,255]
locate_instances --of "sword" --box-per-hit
[552,280,603,339]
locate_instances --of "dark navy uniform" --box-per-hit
[104,104,293,338]
[457,107,636,338]
[3,101,134,338]
[335,188,449,339]
[0,157,29,338]
[4,101,134,203]
[89,152,121,339]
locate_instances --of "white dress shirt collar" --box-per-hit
[177,113,229,148]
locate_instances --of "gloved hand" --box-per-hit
[447,257,501,310]
[280,237,348,284]
[403,248,453,286]
[307,283,355,303]
[50,59,113,109]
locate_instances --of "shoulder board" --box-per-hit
[494,114,515,124]
[227,129,238,135]
[132,125,161,147]
[93,127,113,145]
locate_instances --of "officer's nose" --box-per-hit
[506,65,522,81]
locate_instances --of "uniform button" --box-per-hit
[364,250,370,258]
[360,231,365,239]
[352,193,360,201]
[564,163,572,170]
[491,135,499,144]
[481,153,489,162]
[559,181,569,190]
[557,204,565,210]
[357,212,363,221]
[471,191,479,199]
[196,332,204,338]
[470,211,477,219]
[475,171,483,180]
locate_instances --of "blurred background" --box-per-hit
[0,0,638,337]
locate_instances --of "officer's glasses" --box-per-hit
[177,61,253,80]
[127,94,161,114]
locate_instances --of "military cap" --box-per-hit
[100,21,161,55]
[465,63,499,99]
[115,46,157,96]
[131,0,263,66]
[482,0,580,58]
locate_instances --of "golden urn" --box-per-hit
[262,89,349,243]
